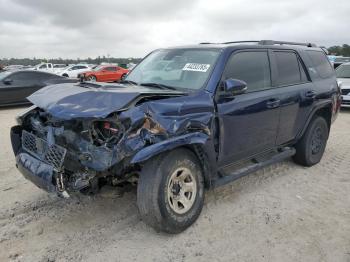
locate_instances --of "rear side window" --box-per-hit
[307,51,334,78]
[224,51,271,92]
[274,51,308,86]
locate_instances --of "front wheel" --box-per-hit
[293,116,329,166]
[137,148,204,233]
[88,75,97,82]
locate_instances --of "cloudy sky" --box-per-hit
[0,0,349,59]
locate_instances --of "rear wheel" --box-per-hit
[293,116,329,166]
[137,148,204,233]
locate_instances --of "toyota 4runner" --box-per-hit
[11,40,341,233]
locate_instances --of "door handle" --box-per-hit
[305,90,316,98]
[266,99,280,109]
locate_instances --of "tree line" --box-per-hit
[0,56,142,66]
[327,44,350,57]
[2,45,350,66]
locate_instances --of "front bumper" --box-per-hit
[341,94,350,107]
[16,152,56,192]
[11,126,61,193]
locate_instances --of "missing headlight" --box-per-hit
[91,120,124,146]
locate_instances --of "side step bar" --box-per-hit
[212,147,296,188]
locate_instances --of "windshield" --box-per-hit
[336,64,350,78]
[93,66,104,71]
[0,71,11,81]
[125,48,221,90]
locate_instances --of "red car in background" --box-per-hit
[81,65,129,82]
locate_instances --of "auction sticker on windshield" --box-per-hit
[182,63,210,72]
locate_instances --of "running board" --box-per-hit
[213,147,296,188]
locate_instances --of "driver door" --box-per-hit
[216,50,281,167]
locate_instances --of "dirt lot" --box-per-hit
[0,106,349,262]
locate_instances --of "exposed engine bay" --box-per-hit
[10,83,214,198]
[15,106,169,196]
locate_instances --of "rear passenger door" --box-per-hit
[216,50,281,166]
[270,50,315,145]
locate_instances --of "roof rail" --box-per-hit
[199,40,318,48]
[258,40,317,47]
[221,41,260,44]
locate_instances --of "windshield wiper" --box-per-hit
[140,82,177,90]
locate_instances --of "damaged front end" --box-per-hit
[11,88,215,197]
[11,107,166,197]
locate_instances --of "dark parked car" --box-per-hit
[11,40,341,233]
[0,70,77,106]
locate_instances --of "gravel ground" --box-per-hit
[0,106,349,262]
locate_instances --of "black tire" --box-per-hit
[293,116,329,166]
[121,74,127,81]
[137,148,204,233]
[62,73,68,77]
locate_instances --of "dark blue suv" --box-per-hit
[11,40,341,233]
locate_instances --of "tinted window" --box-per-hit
[307,51,334,78]
[71,66,87,70]
[10,72,34,80]
[105,67,117,71]
[274,51,306,86]
[35,72,58,80]
[224,51,271,92]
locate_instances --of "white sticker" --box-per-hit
[182,63,210,72]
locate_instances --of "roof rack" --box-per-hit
[258,40,317,47]
[221,41,260,45]
[199,41,259,45]
[199,40,317,48]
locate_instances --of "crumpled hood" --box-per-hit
[28,83,186,120]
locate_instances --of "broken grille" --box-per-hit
[22,130,67,171]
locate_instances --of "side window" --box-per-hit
[10,72,28,81]
[224,51,271,92]
[106,67,117,71]
[39,64,47,69]
[306,51,334,78]
[274,51,307,86]
[36,72,57,80]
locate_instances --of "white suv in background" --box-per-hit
[59,64,91,78]
[336,62,350,107]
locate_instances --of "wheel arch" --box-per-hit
[297,102,332,140]
[130,132,214,188]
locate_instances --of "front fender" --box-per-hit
[130,132,209,164]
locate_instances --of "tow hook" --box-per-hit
[56,172,70,198]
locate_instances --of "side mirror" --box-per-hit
[3,78,13,85]
[224,78,247,95]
